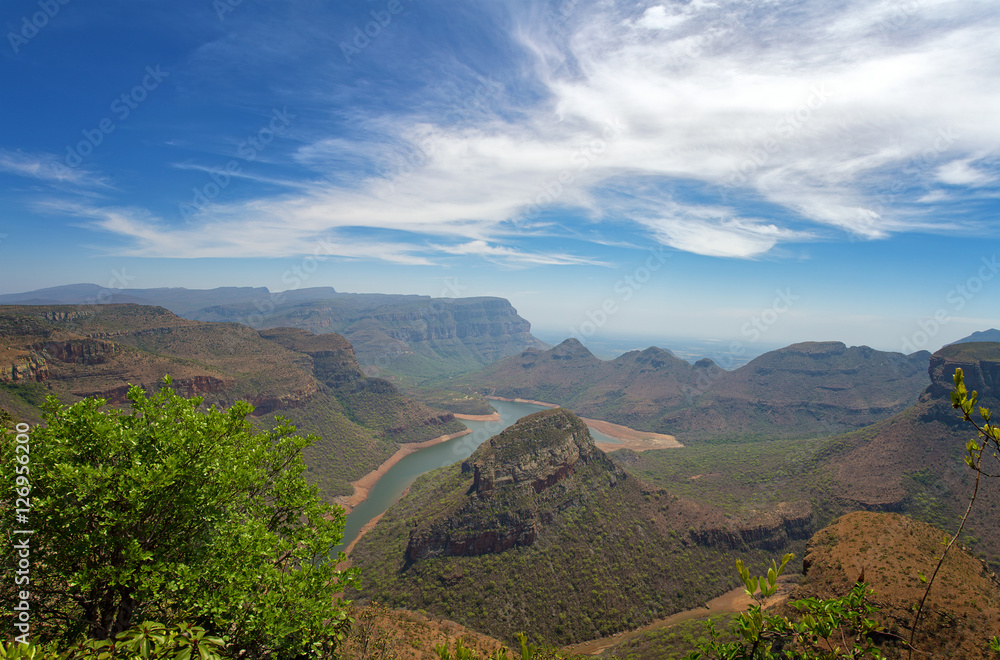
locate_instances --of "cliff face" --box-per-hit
[1,286,548,379]
[406,409,614,563]
[688,502,814,551]
[921,341,1000,420]
[464,408,600,497]
[0,354,49,383]
[192,294,548,378]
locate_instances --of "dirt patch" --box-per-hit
[583,416,683,451]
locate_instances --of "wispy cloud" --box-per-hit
[69,0,1000,263]
[0,149,112,189]
[436,239,609,266]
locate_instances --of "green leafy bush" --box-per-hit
[1,379,357,658]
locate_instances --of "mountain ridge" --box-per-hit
[458,338,931,442]
[0,304,466,497]
[0,284,548,381]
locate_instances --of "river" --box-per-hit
[335,399,620,553]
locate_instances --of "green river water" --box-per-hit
[334,399,619,553]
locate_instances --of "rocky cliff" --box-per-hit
[921,341,1000,418]
[824,341,1000,563]
[0,305,466,498]
[0,286,549,380]
[405,409,616,563]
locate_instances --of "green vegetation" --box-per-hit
[350,411,780,646]
[403,387,495,416]
[0,380,357,658]
[332,379,467,444]
[599,613,740,660]
[684,368,1000,660]
[256,391,395,497]
[615,435,836,514]
[1,621,226,659]
[687,555,886,659]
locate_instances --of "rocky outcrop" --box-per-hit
[462,409,599,497]
[923,342,1000,412]
[259,328,365,387]
[36,338,120,365]
[406,512,541,562]
[249,384,319,416]
[406,409,618,563]
[0,354,49,383]
[689,502,814,551]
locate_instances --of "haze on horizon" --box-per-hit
[1,0,998,354]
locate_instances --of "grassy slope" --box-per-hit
[352,457,780,647]
[588,511,1000,660]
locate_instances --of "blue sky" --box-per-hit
[1,0,998,354]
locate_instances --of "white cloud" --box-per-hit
[937,158,996,186]
[439,239,609,266]
[635,6,690,31]
[81,0,1000,262]
[0,149,111,189]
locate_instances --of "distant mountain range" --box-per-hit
[457,338,932,442]
[951,328,1000,344]
[0,303,466,497]
[0,284,548,380]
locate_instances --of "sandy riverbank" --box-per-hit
[583,417,683,451]
[335,400,680,552]
[334,429,471,515]
[453,411,501,421]
[487,396,681,451]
